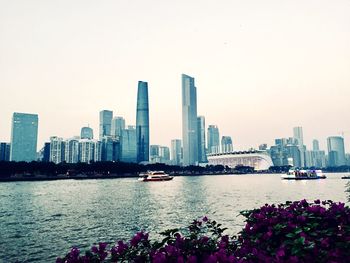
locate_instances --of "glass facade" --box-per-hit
[327,136,346,166]
[99,110,113,140]
[197,116,207,162]
[121,126,137,163]
[136,81,150,163]
[182,74,198,166]
[171,139,182,166]
[207,125,220,154]
[10,112,38,162]
[81,127,93,139]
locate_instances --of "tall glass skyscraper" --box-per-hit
[197,116,207,162]
[136,81,150,163]
[99,110,113,140]
[207,125,220,154]
[171,139,182,166]
[182,74,198,166]
[10,112,38,162]
[121,126,137,163]
[327,136,346,167]
[293,126,305,167]
[111,117,125,138]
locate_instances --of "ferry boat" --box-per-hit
[138,171,174,182]
[281,169,326,180]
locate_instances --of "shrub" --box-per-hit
[56,200,350,262]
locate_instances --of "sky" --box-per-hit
[0,0,350,152]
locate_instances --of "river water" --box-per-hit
[1,173,349,262]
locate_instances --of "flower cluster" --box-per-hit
[237,199,350,262]
[56,200,350,263]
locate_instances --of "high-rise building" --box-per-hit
[293,126,305,167]
[111,117,125,139]
[42,142,50,162]
[136,81,150,163]
[171,139,182,166]
[101,136,121,162]
[0,143,11,161]
[312,139,320,151]
[182,74,198,166]
[207,125,220,154]
[121,126,137,163]
[150,145,170,164]
[327,136,346,167]
[50,136,64,164]
[269,138,301,167]
[81,127,93,139]
[99,110,113,140]
[78,139,101,163]
[64,138,79,163]
[221,136,233,153]
[197,116,206,162]
[10,112,38,162]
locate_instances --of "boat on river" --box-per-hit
[341,176,350,179]
[281,169,326,180]
[138,171,174,182]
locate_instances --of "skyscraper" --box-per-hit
[111,117,125,138]
[81,127,94,139]
[136,81,150,163]
[312,139,320,151]
[64,138,79,163]
[0,142,10,161]
[182,74,198,166]
[121,126,137,163]
[327,136,346,167]
[50,136,64,164]
[197,116,206,162]
[207,125,220,154]
[293,126,305,167]
[221,136,233,153]
[99,110,113,140]
[171,139,182,166]
[10,112,38,162]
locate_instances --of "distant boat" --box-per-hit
[341,175,350,179]
[281,169,326,180]
[138,171,174,182]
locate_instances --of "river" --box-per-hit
[0,173,349,262]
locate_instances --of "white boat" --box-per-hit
[138,171,174,182]
[281,169,326,180]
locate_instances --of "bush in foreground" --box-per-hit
[57,200,350,263]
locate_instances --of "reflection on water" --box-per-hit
[0,173,349,262]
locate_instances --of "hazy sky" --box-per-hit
[1,0,350,151]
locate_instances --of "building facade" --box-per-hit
[221,136,233,153]
[111,117,125,139]
[0,143,11,161]
[10,112,38,162]
[136,81,150,163]
[327,136,346,167]
[197,116,206,163]
[99,110,113,140]
[207,125,220,154]
[121,126,137,163]
[171,139,182,166]
[182,74,198,166]
[207,150,273,171]
[50,136,64,164]
[81,127,94,139]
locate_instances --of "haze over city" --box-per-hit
[1,0,350,151]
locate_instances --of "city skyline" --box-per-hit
[1,1,350,151]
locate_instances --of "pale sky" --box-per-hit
[1,0,350,152]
